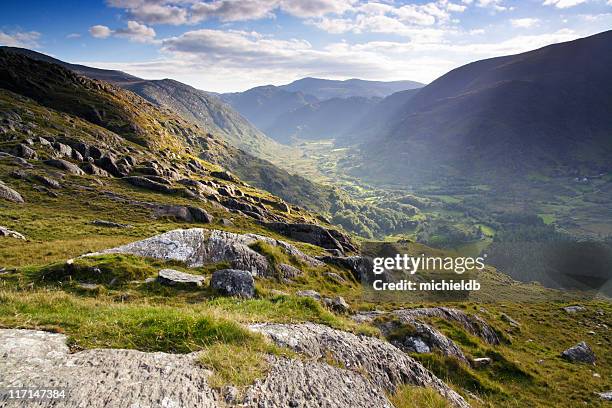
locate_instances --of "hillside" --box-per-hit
[352,30,612,185]
[279,77,423,99]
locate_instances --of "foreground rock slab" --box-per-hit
[0,329,217,407]
[157,268,205,288]
[250,323,470,408]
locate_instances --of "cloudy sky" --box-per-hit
[1,0,611,92]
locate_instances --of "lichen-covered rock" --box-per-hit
[243,357,394,408]
[278,263,302,279]
[0,180,24,203]
[211,269,255,298]
[89,228,321,277]
[561,341,596,364]
[158,269,205,288]
[249,323,469,408]
[0,226,26,240]
[0,329,218,408]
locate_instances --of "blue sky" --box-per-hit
[1,0,611,92]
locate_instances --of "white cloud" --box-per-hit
[0,30,41,48]
[115,20,157,42]
[89,21,156,42]
[66,33,82,39]
[89,25,113,38]
[543,0,587,8]
[510,18,541,28]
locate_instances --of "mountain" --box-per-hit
[265,96,379,143]
[221,85,318,132]
[279,77,423,99]
[352,30,612,185]
[0,46,288,163]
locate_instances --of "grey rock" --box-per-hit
[149,204,213,223]
[9,169,27,179]
[90,228,322,277]
[91,220,132,228]
[12,143,37,160]
[53,142,73,158]
[249,323,469,408]
[34,175,61,189]
[500,313,520,328]
[210,170,238,182]
[296,290,322,300]
[158,269,205,288]
[38,136,52,147]
[243,357,394,408]
[323,296,351,313]
[44,159,85,175]
[406,337,431,353]
[324,271,345,283]
[211,269,255,298]
[81,162,110,177]
[561,341,596,364]
[0,226,26,240]
[278,263,302,279]
[124,176,172,193]
[597,391,612,401]
[472,357,492,367]
[96,154,128,177]
[563,305,586,313]
[220,218,234,227]
[318,255,375,281]
[76,283,100,290]
[0,181,24,203]
[0,329,217,407]
[71,149,84,162]
[264,222,358,254]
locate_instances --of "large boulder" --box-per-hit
[88,228,322,277]
[157,269,204,288]
[561,341,596,364]
[249,323,469,408]
[0,181,24,203]
[44,159,85,175]
[263,222,358,254]
[211,269,255,298]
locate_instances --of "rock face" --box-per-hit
[561,341,596,364]
[0,226,26,240]
[243,357,394,408]
[0,181,24,203]
[90,228,322,277]
[250,323,469,408]
[263,222,358,254]
[157,269,205,288]
[211,269,255,298]
[0,329,218,408]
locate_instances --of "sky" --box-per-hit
[0,0,611,92]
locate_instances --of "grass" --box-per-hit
[389,384,449,408]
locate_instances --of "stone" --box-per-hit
[220,218,234,227]
[406,337,431,353]
[211,269,255,298]
[72,149,84,162]
[561,341,596,364]
[12,143,37,160]
[157,269,205,288]
[323,296,351,313]
[501,313,520,328]
[210,170,238,182]
[318,255,376,281]
[0,181,24,203]
[76,283,100,290]
[563,305,586,313]
[296,290,321,300]
[188,207,214,223]
[38,136,52,147]
[324,271,345,283]
[249,323,469,408]
[0,329,218,407]
[44,159,85,175]
[0,226,26,240]
[81,163,110,177]
[278,263,302,279]
[597,391,612,401]
[472,357,492,367]
[96,154,128,177]
[124,176,172,193]
[91,220,132,228]
[9,169,27,179]
[264,222,358,254]
[34,175,61,189]
[53,142,73,158]
[90,228,322,277]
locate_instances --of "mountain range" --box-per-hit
[350,30,612,185]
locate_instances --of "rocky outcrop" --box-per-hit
[0,329,218,408]
[0,181,24,203]
[44,159,85,175]
[317,255,374,281]
[0,226,26,240]
[124,176,172,193]
[263,222,358,254]
[249,323,469,408]
[211,269,255,298]
[157,269,205,288]
[243,357,394,408]
[87,228,321,277]
[151,204,213,223]
[561,341,596,364]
